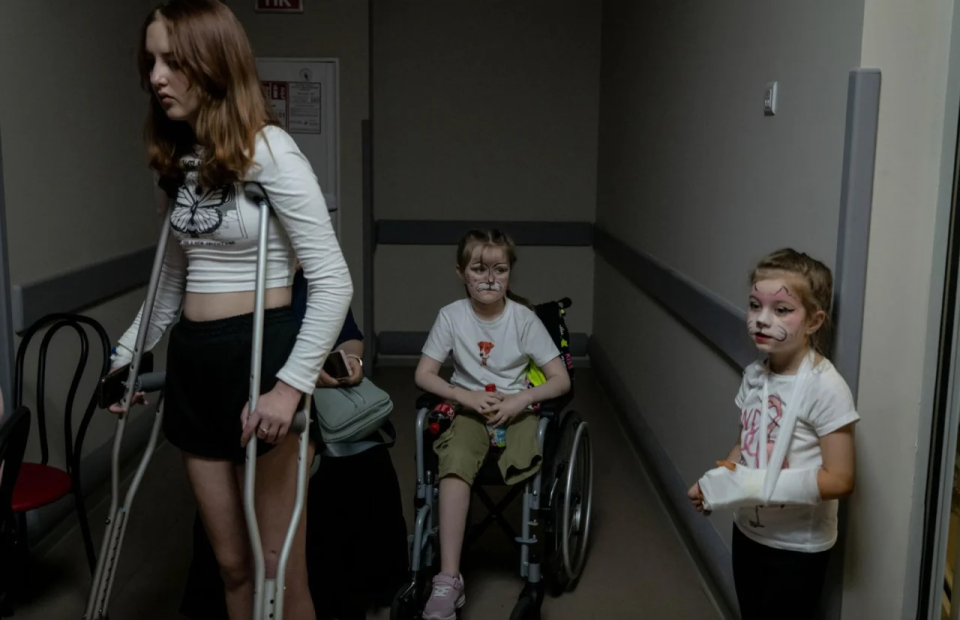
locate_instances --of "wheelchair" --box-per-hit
[391,298,594,620]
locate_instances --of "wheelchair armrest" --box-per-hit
[416,392,442,411]
[535,393,573,418]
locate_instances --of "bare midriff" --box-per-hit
[181,286,292,322]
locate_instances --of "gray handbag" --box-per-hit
[312,377,395,457]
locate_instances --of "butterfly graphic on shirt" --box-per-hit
[169,181,237,238]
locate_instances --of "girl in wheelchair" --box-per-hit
[414,229,571,620]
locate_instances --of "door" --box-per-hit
[919,112,960,620]
[256,57,340,237]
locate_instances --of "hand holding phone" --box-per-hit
[99,352,154,412]
[323,350,351,380]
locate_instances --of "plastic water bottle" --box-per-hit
[485,384,507,449]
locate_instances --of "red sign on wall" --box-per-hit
[262,81,288,130]
[255,0,303,12]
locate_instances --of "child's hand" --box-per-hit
[458,389,503,415]
[687,482,711,516]
[486,393,531,428]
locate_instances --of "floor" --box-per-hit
[9,367,720,620]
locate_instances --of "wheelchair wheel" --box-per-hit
[543,410,594,595]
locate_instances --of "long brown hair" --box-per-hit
[137,0,277,188]
[750,248,834,356]
[456,229,534,309]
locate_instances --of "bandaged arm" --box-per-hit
[698,464,821,511]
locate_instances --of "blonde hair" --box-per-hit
[750,248,834,356]
[456,229,534,309]
[137,0,278,188]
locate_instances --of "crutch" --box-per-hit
[83,182,310,619]
[83,218,174,620]
[242,181,312,620]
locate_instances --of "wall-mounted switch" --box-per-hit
[764,81,778,116]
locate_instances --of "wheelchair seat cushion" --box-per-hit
[434,411,542,486]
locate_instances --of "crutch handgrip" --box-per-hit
[135,371,166,393]
[289,408,309,435]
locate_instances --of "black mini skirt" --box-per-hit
[162,306,320,463]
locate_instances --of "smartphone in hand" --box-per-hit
[323,350,351,380]
[97,352,153,410]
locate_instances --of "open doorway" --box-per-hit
[918,111,960,620]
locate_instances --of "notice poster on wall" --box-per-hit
[262,81,288,131]
[288,82,321,134]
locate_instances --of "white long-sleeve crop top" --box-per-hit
[112,125,353,394]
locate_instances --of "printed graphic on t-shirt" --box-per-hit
[170,156,245,245]
[478,341,495,366]
[740,394,790,470]
[740,392,791,528]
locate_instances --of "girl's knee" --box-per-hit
[438,451,483,486]
[218,551,253,591]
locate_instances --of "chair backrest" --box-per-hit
[0,406,31,522]
[533,297,576,395]
[14,314,111,473]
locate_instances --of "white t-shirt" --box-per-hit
[733,357,859,553]
[422,298,560,394]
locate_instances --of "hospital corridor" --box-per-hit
[1,1,959,620]
[7,369,719,620]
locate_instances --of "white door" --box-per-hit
[256,58,340,237]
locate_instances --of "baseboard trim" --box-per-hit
[588,337,738,619]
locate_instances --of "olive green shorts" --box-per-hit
[433,410,542,486]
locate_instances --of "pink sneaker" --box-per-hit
[422,573,465,620]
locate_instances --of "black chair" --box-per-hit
[11,313,113,594]
[0,406,32,617]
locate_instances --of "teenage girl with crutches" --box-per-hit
[84,2,353,618]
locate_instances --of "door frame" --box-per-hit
[906,1,960,615]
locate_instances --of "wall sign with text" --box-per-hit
[261,81,321,135]
[255,0,303,13]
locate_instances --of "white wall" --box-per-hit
[229,0,370,325]
[0,1,169,540]
[0,0,370,544]
[847,0,959,617]
[593,0,866,613]
[372,0,601,338]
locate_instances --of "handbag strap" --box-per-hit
[321,420,397,458]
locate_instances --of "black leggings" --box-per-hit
[732,525,832,620]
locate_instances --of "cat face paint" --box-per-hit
[460,246,510,306]
[747,278,808,357]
